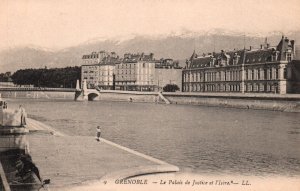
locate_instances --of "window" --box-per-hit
[233,57,239,65]
[287,53,292,62]
[284,68,287,79]
[264,69,268,80]
[275,68,279,79]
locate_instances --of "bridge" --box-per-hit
[74,80,101,101]
[0,81,101,101]
[0,87,76,92]
[0,80,170,103]
[74,80,171,103]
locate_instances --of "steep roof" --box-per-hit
[190,56,211,68]
[244,49,274,64]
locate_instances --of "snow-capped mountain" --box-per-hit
[1,29,299,73]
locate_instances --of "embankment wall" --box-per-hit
[163,92,300,112]
[96,90,159,103]
[1,90,300,112]
[0,91,74,100]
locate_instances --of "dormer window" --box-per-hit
[275,52,279,60]
[233,54,240,65]
[286,53,292,62]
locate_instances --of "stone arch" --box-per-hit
[88,93,99,101]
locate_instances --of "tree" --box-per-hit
[163,84,180,92]
[0,72,12,82]
[11,66,81,88]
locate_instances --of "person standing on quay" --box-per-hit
[19,105,27,126]
[96,126,101,142]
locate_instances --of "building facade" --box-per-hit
[183,36,298,94]
[114,54,183,91]
[154,59,182,91]
[115,53,156,91]
[81,51,120,89]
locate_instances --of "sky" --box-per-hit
[0,0,300,50]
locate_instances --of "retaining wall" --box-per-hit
[96,90,159,103]
[163,92,300,112]
[0,91,74,100]
[1,90,300,112]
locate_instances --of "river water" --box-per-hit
[6,99,300,176]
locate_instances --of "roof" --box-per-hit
[123,53,155,63]
[189,49,247,68]
[186,36,296,69]
[82,53,99,59]
[244,48,274,64]
[100,56,121,65]
[190,56,212,68]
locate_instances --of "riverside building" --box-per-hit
[115,53,156,91]
[81,51,121,89]
[182,36,300,94]
[154,59,182,91]
[114,53,182,91]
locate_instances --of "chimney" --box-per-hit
[291,40,296,57]
[186,59,190,68]
[264,37,268,49]
[150,53,154,60]
[260,44,263,49]
[249,46,252,50]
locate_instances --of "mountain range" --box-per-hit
[1,30,300,73]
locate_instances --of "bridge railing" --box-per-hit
[0,87,76,92]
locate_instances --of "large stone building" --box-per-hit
[115,53,182,91]
[81,51,120,89]
[115,53,156,91]
[183,36,299,94]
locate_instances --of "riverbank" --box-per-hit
[0,91,74,100]
[163,92,300,112]
[3,98,300,191]
[97,90,300,112]
[1,90,300,112]
[24,118,179,190]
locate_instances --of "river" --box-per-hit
[5,98,300,176]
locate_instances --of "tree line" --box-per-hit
[0,72,12,82]
[11,67,81,88]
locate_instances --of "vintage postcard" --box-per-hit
[0,0,300,190]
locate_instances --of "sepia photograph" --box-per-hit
[0,0,300,190]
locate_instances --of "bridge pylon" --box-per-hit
[74,79,100,101]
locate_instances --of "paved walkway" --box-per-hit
[25,118,179,190]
